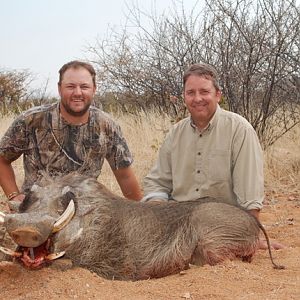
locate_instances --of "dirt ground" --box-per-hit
[0,190,299,300]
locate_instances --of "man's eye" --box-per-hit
[186,91,195,96]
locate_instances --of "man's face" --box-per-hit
[184,75,221,128]
[58,67,96,118]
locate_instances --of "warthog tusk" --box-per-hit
[45,251,66,260]
[52,200,75,233]
[0,246,22,257]
[0,211,6,224]
[29,247,35,260]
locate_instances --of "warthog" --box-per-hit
[0,173,284,280]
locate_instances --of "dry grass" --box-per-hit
[99,111,172,194]
[264,124,300,195]
[0,116,24,191]
[0,111,299,199]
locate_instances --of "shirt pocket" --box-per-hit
[208,150,231,181]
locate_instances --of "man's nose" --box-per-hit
[73,86,83,96]
[194,92,203,102]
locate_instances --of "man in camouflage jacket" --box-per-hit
[0,60,142,204]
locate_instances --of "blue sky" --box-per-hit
[0,0,201,97]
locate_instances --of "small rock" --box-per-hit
[181,292,192,299]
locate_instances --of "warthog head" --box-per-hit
[0,174,79,268]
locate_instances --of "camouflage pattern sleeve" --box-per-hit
[105,122,133,170]
[0,116,28,162]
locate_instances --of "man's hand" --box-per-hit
[258,239,286,250]
[248,209,286,250]
[6,193,25,212]
[10,193,25,202]
[113,167,142,201]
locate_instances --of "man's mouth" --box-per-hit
[192,104,207,110]
[72,98,84,103]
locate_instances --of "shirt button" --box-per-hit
[197,170,200,173]
[199,134,202,137]
[196,188,199,192]
[198,152,201,155]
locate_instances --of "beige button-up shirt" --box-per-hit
[143,105,264,210]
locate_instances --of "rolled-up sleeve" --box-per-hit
[232,125,264,210]
[143,130,173,199]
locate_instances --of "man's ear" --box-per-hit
[216,90,222,103]
[58,83,62,97]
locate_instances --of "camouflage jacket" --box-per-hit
[0,103,133,192]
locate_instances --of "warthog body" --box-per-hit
[1,173,282,280]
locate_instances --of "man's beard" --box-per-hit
[61,101,91,117]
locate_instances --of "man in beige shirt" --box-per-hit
[143,63,283,249]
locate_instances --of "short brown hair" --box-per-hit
[183,63,220,91]
[58,60,96,87]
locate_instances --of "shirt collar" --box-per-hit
[54,102,93,127]
[189,104,221,133]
